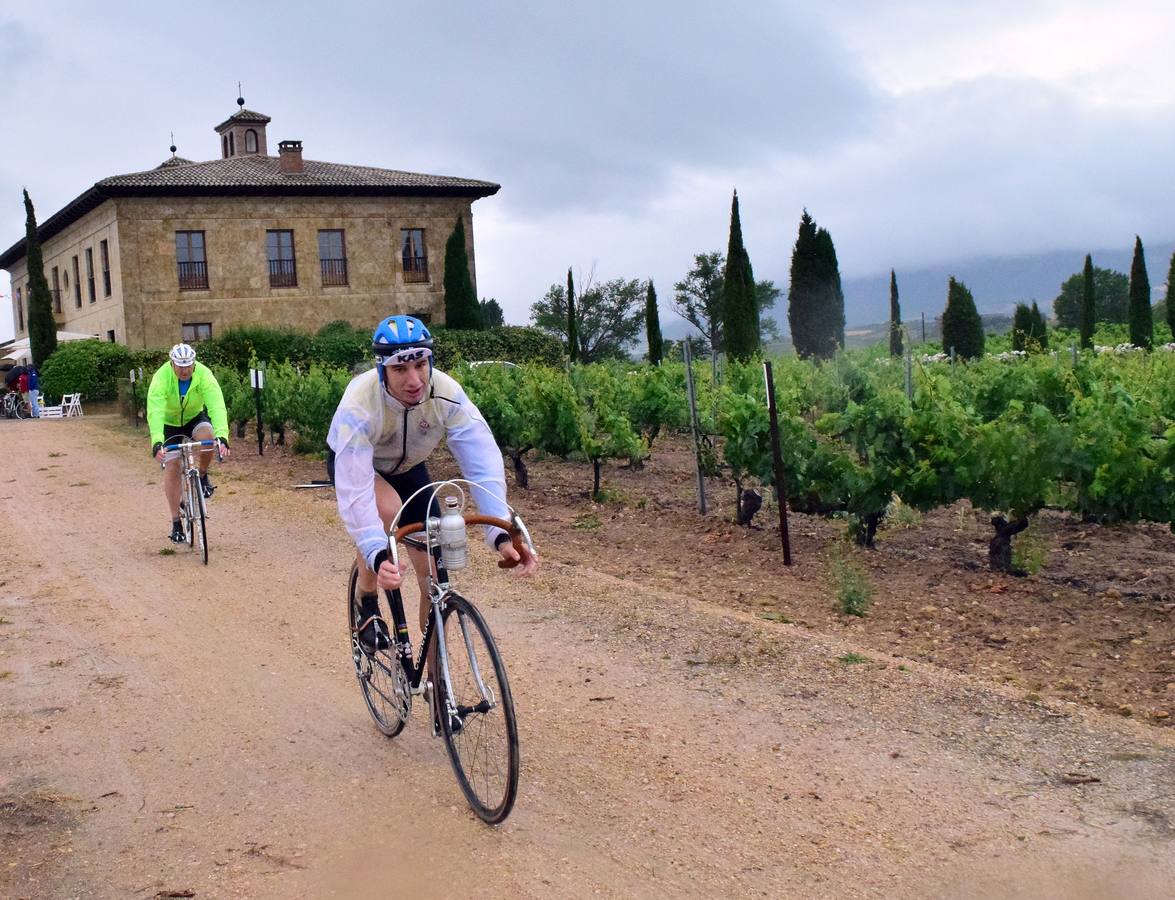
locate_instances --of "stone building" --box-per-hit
[0,100,499,348]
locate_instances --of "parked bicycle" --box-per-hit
[1,390,31,419]
[162,439,222,565]
[347,479,533,824]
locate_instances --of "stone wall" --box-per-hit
[115,194,479,348]
[5,201,125,343]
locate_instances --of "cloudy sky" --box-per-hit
[2,0,1174,341]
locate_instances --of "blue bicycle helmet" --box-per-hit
[372,315,434,382]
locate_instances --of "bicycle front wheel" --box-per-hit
[190,472,208,565]
[438,593,519,824]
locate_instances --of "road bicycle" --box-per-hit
[1,391,31,419]
[162,439,222,565]
[347,479,533,824]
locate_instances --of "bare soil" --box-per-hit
[2,415,1173,899]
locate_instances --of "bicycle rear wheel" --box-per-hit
[438,593,519,824]
[347,563,408,737]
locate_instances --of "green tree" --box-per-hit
[530,277,643,363]
[941,277,984,360]
[479,297,505,327]
[787,210,843,359]
[673,251,725,355]
[1165,250,1175,338]
[567,267,579,363]
[1128,235,1153,349]
[1053,266,1129,328]
[1029,301,1049,350]
[645,279,663,365]
[1079,254,1096,350]
[442,216,483,329]
[888,269,902,357]
[22,190,57,367]
[722,190,759,361]
[814,226,846,355]
[1011,303,1033,352]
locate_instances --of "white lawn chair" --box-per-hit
[39,400,64,418]
[62,393,84,417]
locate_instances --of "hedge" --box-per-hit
[41,321,566,408]
[41,340,134,402]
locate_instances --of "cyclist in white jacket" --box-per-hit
[328,314,538,653]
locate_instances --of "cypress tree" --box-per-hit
[645,279,663,365]
[23,190,57,367]
[941,277,985,360]
[1128,235,1153,349]
[1165,250,1175,340]
[442,215,483,329]
[888,269,902,358]
[1029,301,1048,350]
[1011,303,1032,352]
[722,190,759,361]
[1079,253,1096,350]
[813,226,845,358]
[787,210,821,358]
[567,267,578,363]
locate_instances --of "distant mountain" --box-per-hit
[656,243,1175,347]
[838,243,1174,328]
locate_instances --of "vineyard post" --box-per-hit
[1070,342,1078,366]
[762,361,793,565]
[683,340,707,514]
[129,368,138,427]
[950,346,956,366]
[921,312,926,342]
[250,366,265,456]
[904,350,913,401]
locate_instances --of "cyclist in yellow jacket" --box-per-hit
[147,343,231,543]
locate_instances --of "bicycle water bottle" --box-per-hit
[438,496,468,570]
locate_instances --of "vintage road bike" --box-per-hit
[347,479,533,824]
[161,439,222,565]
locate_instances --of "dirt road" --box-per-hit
[2,416,1173,899]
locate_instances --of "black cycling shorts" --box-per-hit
[163,411,213,445]
[377,461,441,530]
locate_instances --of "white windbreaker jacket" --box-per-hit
[327,367,509,570]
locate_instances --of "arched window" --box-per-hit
[222,135,229,158]
[228,132,235,155]
[245,129,258,153]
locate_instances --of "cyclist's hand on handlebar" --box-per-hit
[153,442,167,464]
[376,558,408,590]
[217,438,231,460]
[499,539,539,576]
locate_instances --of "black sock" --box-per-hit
[359,592,380,617]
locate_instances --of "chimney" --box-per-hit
[278,140,304,174]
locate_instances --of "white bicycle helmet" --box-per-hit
[169,343,197,366]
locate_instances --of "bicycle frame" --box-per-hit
[379,479,533,731]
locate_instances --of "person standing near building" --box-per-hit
[147,343,231,542]
[26,365,40,418]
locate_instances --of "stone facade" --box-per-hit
[5,202,124,343]
[116,194,477,348]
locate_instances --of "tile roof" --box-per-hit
[214,108,273,131]
[0,155,499,269]
[100,154,499,192]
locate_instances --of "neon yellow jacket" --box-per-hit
[146,361,229,446]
